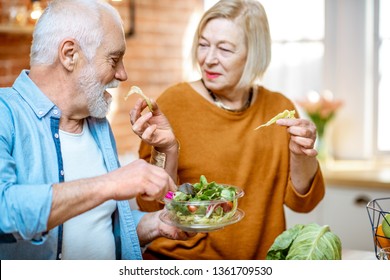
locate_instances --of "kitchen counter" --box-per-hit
[342,249,377,260]
[320,159,390,190]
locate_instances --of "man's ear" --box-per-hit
[59,39,79,71]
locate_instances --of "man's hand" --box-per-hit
[104,159,177,202]
[137,210,197,247]
[49,159,176,230]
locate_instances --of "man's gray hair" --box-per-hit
[30,0,123,65]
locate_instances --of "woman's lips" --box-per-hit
[205,71,221,80]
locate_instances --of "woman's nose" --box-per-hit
[205,48,218,65]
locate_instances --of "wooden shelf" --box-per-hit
[0,24,34,35]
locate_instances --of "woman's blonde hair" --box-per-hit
[192,0,271,88]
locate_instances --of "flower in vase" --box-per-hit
[297,90,343,139]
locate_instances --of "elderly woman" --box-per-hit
[131,0,325,260]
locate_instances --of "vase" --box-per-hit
[316,134,328,163]
[315,122,334,165]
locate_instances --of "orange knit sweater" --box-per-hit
[137,82,325,260]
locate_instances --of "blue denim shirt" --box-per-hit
[0,70,145,259]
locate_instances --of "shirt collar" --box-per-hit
[13,70,58,119]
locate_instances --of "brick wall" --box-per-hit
[112,0,203,157]
[0,0,48,86]
[0,33,31,85]
[0,0,203,158]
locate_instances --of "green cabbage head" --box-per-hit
[266,223,342,260]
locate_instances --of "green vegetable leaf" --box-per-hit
[169,175,240,225]
[200,175,208,186]
[266,224,304,260]
[221,188,235,201]
[173,192,191,201]
[266,223,342,260]
[287,224,342,260]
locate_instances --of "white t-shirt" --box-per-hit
[59,120,116,260]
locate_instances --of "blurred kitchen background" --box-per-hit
[0,0,389,253]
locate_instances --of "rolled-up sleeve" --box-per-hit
[0,182,53,241]
[0,100,53,242]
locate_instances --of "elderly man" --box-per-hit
[0,0,190,260]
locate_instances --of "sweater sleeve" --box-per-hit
[284,164,325,213]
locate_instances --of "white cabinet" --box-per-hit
[285,185,390,251]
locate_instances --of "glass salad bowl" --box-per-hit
[159,176,245,232]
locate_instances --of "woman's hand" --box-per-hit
[130,98,177,152]
[277,118,319,194]
[129,98,179,182]
[277,118,318,157]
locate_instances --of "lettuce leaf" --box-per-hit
[266,223,342,260]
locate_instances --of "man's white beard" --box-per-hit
[79,64,119,119]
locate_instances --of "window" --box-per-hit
[261,0,324,101]
[377,0,390,152]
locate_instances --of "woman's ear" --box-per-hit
[59,38,79,71]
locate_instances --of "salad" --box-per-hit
[164,175,243,226]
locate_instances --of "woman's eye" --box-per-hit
[218,44,234,52]
[220,47,232,53]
